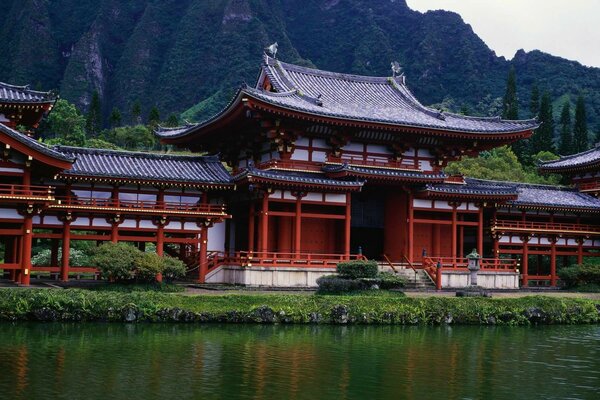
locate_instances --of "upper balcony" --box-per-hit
[492,219,600,236]
[49,196,229,218]
[0,184,54,203]
[326,155,420,171]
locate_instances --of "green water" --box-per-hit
[0,324,599,400]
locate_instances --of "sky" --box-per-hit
[406,0,600,68]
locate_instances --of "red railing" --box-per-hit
[493,220,600,234]
[578,181,600,191]
[211,251,366,269]
[327,155,419,170]
[30,266,99,274]
[0,183,54,198]
[256,159,323,172]
[422,256,517,271]
[52,196,227,214]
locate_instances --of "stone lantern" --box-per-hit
[466,248,481,287]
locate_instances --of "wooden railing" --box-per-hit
[327,155,419,170]
[223,251,365,268]
[0,183,54,198]
[52,196,227,214]
[422,256,517,271]
[256,159,323,172]
[493,220,600,234]
[578,181,600,191]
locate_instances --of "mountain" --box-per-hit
[1,0,599,132]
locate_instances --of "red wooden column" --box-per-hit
[60,220,71,282]
[521,235,529,287]
[407,192,414,263]
[295,195,302,257]
[248,202,255,255]
[577,238,584,264]
[451,204,458,267]
[260,192,269,256]
[477,206,484,255]
[110,218,119,243]
[344,193,351,258]
[550,236,557,286]
[198,225,208,283]
[198,192,210,283]
[21,214,33,286]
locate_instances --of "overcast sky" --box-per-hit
[406,0,600,68]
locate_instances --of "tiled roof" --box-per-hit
[435,178,600,211]
[234,166,364,191]
[54,146,233,185]
[0,123,74,162]
[425,178,517,198]
[0,82,56,103]
[323,163,447,182]
[539,145,600,172]
[156,55,538,140]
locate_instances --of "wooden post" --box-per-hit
[550,237,557,287]
[155,222,164,283]
[344,193,351,258]
[451,204,457,268]
[521,236,529,287]
[260,192,269,256]
[477,206,484,255]
[577,238,584,264]
[111,221,119,243]
[60,221,71,282]
[295,196,302,256]
[198,225,208,283]
[408,192,414,263]
[248,202,255,254]
[21,215,33,286]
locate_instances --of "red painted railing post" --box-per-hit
[436,259,442,290]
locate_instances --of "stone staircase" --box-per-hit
[378,262,436,290]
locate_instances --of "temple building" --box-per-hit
[2,56,600,289]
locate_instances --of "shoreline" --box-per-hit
[1,288,599,325]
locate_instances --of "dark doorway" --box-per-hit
[351,190,385,260]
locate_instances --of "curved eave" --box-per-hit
[326,170,446,183]
[0,127,74,170]
[238,175,363,192]
[422,190,518,201]
[57,173,235,190]
[539,162,600,175]
[507,202,600,214]
[157,89,538,145]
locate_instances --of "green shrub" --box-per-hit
[135,252,164,282]
[91,242,142,282]
[163,256,187,282]
[336,260,378,279]
[316,275,366,293]
[31,247,90,266]
[559,264,600,288]
[375,272,406,289]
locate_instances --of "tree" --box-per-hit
[529,82,540,118]
[572,94,589,153]
[148,106,160,128]
[165,114,180,127]
[85,91,102,137]
[109,107,122,128]
[502,66,519,120]
[131,100,142,124]
[104,125,156,150]
[530,91,555,154]
[46,99,86,146]
[558,101,572,155]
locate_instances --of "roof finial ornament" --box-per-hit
[391,61,403,78]
[265,42,278,58]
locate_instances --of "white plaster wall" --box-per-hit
[441,271,520,289]
[206,266,333,287]
[208,221,226,252]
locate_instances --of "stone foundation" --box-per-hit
[441,270,520,289]
[205,265,333,287]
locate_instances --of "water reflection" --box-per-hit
[0,324,598,399]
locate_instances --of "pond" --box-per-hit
[0,323,599,399]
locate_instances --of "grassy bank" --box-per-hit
[0,289,599,325]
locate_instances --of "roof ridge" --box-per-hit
[54,145,220,162]
[0,81,55,96]
[540,146,600,165]
[464,177,572,191]
[0,123,74,162]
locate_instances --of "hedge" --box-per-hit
[336,260,378,279]
[1,289,599,325]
